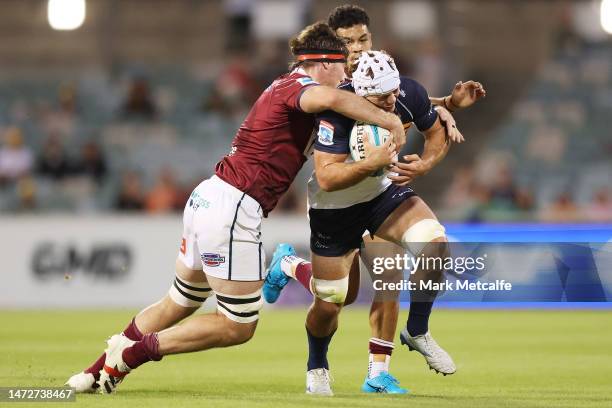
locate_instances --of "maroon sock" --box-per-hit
[122,333,162,370]
[84,317,144,380]
[369,338,394,356]
[84,354,106,382]
[122,317,144,342]
[295,262,313,294]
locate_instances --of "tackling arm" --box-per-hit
[300,86,406,148]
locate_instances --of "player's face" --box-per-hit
[319,62,347,87]
[365,88,400,112]
[336,24,373,71]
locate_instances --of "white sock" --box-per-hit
[368,354,390,379]
[280,255,306,279]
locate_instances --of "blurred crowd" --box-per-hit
[0,55,300,214]
[442,163,610,222]
[0,6,610,223]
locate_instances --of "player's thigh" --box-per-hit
[311,250,357,281]
[374,196,446,245]
[361,235,402,301]
[361,235,405,266]
[345,253,361,306]
[175,258,208,283]
[205,275,263,296]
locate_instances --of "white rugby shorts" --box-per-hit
[178,175,266,281]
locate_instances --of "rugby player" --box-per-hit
[65,22,409,394]
[301,50,453,395]
[262,4,485,394]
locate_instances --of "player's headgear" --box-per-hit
[295,49,347,63]
[352,51,400,97]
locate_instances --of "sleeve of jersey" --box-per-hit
[313,111,352,155]
[287,77,320,111]
[403,79,438,132]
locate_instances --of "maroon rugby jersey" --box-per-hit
[215,70,318,216]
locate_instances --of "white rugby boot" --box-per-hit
[306,368,334,396]
[65,372,97,393]
[97,334,135,394]
[400,329,456,375]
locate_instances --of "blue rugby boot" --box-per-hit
[262,243,296,303]
[361,372,408,394]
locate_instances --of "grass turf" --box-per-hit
[1,308,611,408]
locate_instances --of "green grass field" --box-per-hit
[1,308,611,408]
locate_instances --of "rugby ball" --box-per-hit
[349,122,392,162]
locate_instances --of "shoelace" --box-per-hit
[373,373,399,391]
[312,369,334,386]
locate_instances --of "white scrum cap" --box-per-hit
[352,50,400,97]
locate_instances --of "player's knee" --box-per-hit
[168,273,213,309]
[312,276,349,305]
[224,320,258,346]
[400,219,446,255]
[313,296,343,320]
[420,238,450,260]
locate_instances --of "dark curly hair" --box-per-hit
[289,21,348,69]
[327,4,370,31]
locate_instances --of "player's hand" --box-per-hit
[363,136,396,171]
[386,114,406,151]
[387,154,431,185]
[447,80,486,110]
[435,106,464,143]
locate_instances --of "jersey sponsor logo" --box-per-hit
[317,120,335,146]
[189,191,210,211]
[201,253,226,267]
[297,77,318,87]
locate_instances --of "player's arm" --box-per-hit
[434,105,464,143]
[429,80,486,111]
[315,137,396,192]
[388,118,450,186]
[300,86,406,148]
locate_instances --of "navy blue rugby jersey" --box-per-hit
[313,76,437,155]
